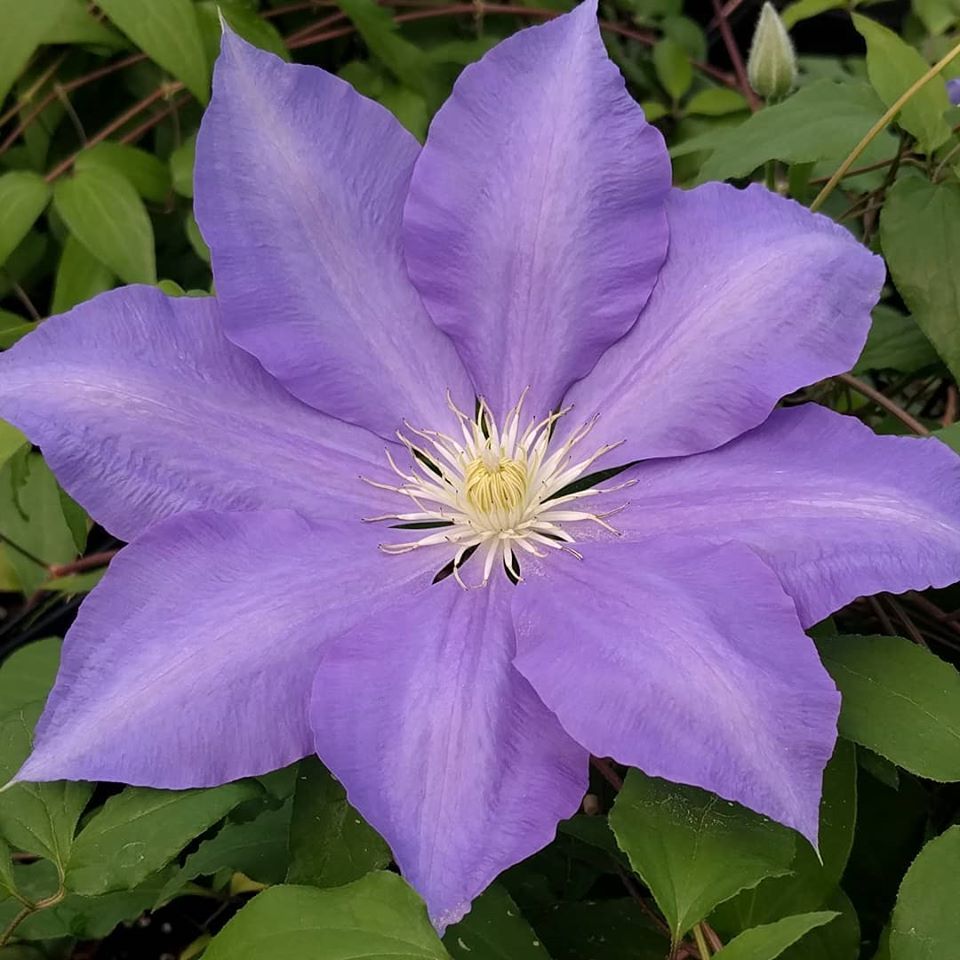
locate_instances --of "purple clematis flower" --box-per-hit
[948,77,960,106]
[2,0,960,928]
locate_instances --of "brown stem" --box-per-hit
[590,755,624,790]
[835,372,931,436]
[709,0,760,111]
[47,549,119,579]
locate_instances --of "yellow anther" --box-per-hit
[465,456,528,513]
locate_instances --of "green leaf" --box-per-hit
[880,176,960,384]
[0,311,35,349]
[0,419,27,472]
[889,826,960,959]
[609,770,796,941]
[691,81,889,182]
[0,0,69,105]
[66,781,258,895]
[654,38,693,101]
[854,304,939,374]
[53,166,156,285]
[50,235,114,315]
[75,141,171,203]
[817,634,960,781]
[0,171,52,268]
[169,133,196,198]
[0,638,61,713]
[0,703,92,872]
[337,0,446,110]
[0,836,16,898]
[286,756,390,888]
[685,88,750,116]
[780,0,846,28]
[0,451,78,594]
[203,874,451,960]
[444,884,550,959]
[197,0,290,62]
[714,912,839,959]
[44,569,106,593]
[94,0,210,101]
[710,741,857,932]
[853,15,951,153]
[378,85,429,140]
[40,0,127,48]
[156,801,292,904]
[533,899,667,960]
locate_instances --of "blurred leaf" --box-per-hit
[853,15,951,153]
[378,85,428,139]
[0,171,51,267]
[889,827,960,959]
[0,310,35,349]
[156,801,292,904]
[0,450,77,593]
[197,0,290,62]
[41,0,127,47]
[0,638,61,712]
[881,176,960,383]
[0,703,92,872]
[609,770,795,941]
[0,419,27,471]
[533,899,667,960]
[714,912,838,959]
[184,210,210,263]
[688,81,888,182]
[50,234,114,315]
[654,38,693,101]
[913,0,960,35]
[75,141,171,202]
[169,132,196,198]
[44,569,105,593]
[53,165,156,284]
[66,781,259,895]
[817,635,960,781]
[854,304,939,373]
[686,88,750,116]
[0,0,69,106]
[337,0,446,110]
[286,756,390,888]
[780,0,846,28]
[203,874,450,959]
[444,883,550,959]
[663,15,707,60]
[95,0,210,101]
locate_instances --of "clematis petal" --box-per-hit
[566,182,885,460]
[513,538,840,845]
[402,0,670,419]
[195,30,471,438]
[16,511,436,787]
[310,578,588,930]
[0,286,395,542]
[616,404,960,626]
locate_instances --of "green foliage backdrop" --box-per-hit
[1,0,960,958]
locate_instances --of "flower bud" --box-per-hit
[948,78,960,107]
[747,2,797,101]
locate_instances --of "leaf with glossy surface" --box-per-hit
[286,756,390,888]
[889,827,960,959]
[853,14,951,153]
[0,172,52,268]
[444,884,550,959]
[609,770,796,941]
[66,781,258,895]
[714,912,838,959]
[881,176,960,383]
[817,635,960,781]
[95,0,209,101]
[53,166,156,285]
[203,874,451,959]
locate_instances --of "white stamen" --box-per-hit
[366,393,626,586]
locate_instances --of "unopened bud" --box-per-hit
[747,3,797,101]
[948,78,960,107]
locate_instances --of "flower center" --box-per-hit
[361,391,633,588]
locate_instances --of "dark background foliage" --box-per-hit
[1,0,960,958]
